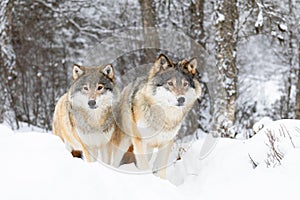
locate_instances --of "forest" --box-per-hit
[1,0,299,139]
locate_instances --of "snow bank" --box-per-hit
[0,128,180,200]
[247,119,300,167]
[0,124,13,136]
[0,120,300,200]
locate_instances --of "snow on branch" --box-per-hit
[215,11,225,25]
[255,8,263,28]
[34,0,112,42]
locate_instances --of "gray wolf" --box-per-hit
[113,54,202,178]
[52,64,118,163]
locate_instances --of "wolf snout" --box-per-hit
[88,100,97,108]
[177,97,185,106]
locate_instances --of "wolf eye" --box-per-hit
[167,81,174,86]
[97,85,103,91]
[183,82,189,87]
[83,86,88,91]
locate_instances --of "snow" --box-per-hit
[271,30,277,36]
[255,9,263,28]
[237,35,287,117]
[37,72,42,78]
[253,116,273,133]
[215,12,225,25]
[279,23,288,31]
[247,119,300,167]
[1,119,300,200]
[277,34,284,41]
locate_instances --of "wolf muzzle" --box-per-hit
[177,97,185,106]
[88,99,97,109]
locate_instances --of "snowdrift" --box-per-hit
[0,119,300,200]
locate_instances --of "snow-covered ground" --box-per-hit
[1,119,300,200]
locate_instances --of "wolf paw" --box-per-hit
[153,169,167,179]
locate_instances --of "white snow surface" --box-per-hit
[1,119,300,200]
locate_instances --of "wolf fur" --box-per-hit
[113,54,201,178]
[52,64,118,163]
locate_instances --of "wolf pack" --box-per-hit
[52,54,202,179]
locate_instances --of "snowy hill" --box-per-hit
[1,120,300,200]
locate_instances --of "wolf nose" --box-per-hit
[88,100,96,107]
[177,97,185,105]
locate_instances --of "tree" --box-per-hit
[247,0,299,120]
[0,0,18,126]
[213,0,239,137]
[139,0,160,48]
[189,0,205,49]
[297,43,300,118]
[289,0,300,118]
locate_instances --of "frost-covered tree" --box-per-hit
[245,0,300,120]
[189,0,205,49]
[0,0,18,126]
[1,0,299,138]
[0,0,143,129]
[213,0,238,137]
[139,0,159,48]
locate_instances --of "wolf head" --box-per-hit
[146,54,201,108]
[69,64,116,110]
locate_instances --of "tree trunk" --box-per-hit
[213,0,238,137]
[139,0,160,63]
[0,0,15,70]
[296,44,300,119]
[285,0,294,119]
[190,0,205,49]
[0,0,17,126]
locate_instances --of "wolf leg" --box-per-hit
[82,146,97,162]
[153,140,173,179]
[147,145,153,161]
[111,137,131,167]
[82,149,92,162]
[132,138,150,170]
[100,143,111,165]
[65,142,73,152]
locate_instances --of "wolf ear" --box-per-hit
[149,54,173,78]
[102,64,114,80]
[155,54,172,71]
[182,58,197,75]
[73,64,85,80]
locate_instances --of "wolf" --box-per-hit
[113,54,202,178]
[52,63,118,164]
